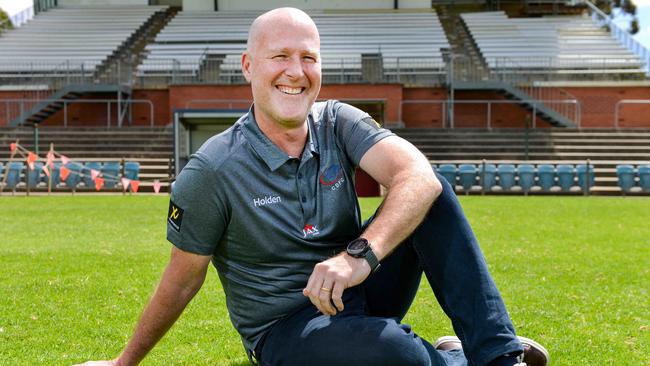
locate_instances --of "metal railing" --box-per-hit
[8,6,34,27]
[449,56,581,127]
[184,99,252,109]
[135,56,446,87]
[614,99,650,129]
[400,99,581,129]
[583,0,650,75]
[1,99,155,127]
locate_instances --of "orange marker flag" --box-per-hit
[94,177,105,191]
[153,180,161,194]
[130,180,140,193]
[27,152,39,170]
[10,142,17,153]
[60,155,70,165]
[90,169,100,180]
[60,166,70,181]
[42,164,50,178]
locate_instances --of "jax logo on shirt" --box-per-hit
[302,224,320,238]
[319,165,345,191]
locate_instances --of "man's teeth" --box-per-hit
[278,86,303,95]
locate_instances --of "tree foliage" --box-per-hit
[0,7,14,34]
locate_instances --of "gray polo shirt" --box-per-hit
[166,100,393,352]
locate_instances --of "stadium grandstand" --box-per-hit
[1,0,650,196]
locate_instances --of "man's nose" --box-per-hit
[284,55,305,79]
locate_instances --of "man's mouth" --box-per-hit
[276,85,305,95]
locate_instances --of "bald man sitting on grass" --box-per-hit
[76,8,549,366]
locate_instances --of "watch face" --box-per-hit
[348,238,368,255]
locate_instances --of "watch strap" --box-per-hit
[364,247,381,273]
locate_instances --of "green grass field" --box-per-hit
[0,195,648,365]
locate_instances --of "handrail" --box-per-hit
[582,0,650,75]
[1,99,155,128]
[400,99,581,129]
[614,99,650,129]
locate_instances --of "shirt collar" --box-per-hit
[241,105,319,172]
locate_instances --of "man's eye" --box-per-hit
[273,55,287,60]
[303,56,317,62]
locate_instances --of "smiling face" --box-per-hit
[242,8,322,129]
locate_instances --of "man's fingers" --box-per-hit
[318,279,336,315]
[331,281,345,312]
[303,270,318,297]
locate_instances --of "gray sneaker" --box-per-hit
[433,335,550,366]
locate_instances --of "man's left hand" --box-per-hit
[303,253,371,316]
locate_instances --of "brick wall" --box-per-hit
[3,85,650,128]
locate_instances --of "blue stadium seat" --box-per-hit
[637,165,650,192]
[537,164,555,192]
[124,161,140,180]
[6,162,24,190]
[497,164,516,191]
[616,165,636,193]
[517,164,535,193]
[556,164,575,192]
[124,161,141,192]
[27,161,44,189]
[458,164,477,192]
[0,162,4,184]
[48,163,62,188]
[437,164,457,187]
[83,162,102,188]
[479,163,497,191]
[576,164,595,192]
[102,161,121,189]
[64,162,84,190]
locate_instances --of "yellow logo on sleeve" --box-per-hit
[168,201,184,232]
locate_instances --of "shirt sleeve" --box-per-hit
[166,152,229,256]
[333,102,395,166]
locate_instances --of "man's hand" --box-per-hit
[72,361,117,366]
[303,253,371,316]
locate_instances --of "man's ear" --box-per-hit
[242,52,252,83]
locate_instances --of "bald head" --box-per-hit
[247,7,320,55]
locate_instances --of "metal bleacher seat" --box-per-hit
[497,164,516,191]
[460,11,645,75]
[556,164,575,192]
[517,164,535,193]
[0,5,167,76]
[537,164,555,192]
[639,165,650,192]
[458,164,476,192]
[138,10,450,81]
[616,164,636,193]
[437,164,457,187]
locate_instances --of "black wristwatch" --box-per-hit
[346,238,381,273]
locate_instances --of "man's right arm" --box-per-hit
[75,246,212,366]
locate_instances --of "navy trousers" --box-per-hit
[256,172,523,366]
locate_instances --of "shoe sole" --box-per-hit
[433,335,462,349]
[518,336,550,365]
[433,335,550,365]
